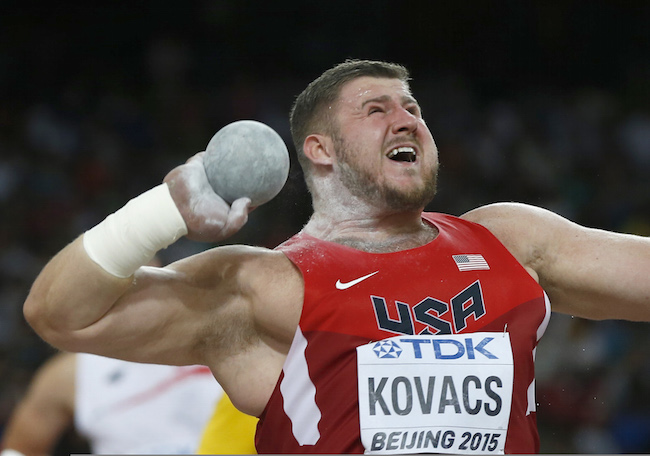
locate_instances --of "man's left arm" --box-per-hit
[463,202,650,321]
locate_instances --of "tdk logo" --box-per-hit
[373,340,403,359]
[396,337,498,360]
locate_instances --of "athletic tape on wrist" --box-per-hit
[1,449,27,456]
[83,183,188,278]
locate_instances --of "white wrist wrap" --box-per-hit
[1,450,27,456]
[83,183,188,278]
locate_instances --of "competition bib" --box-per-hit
[357,333,513,455]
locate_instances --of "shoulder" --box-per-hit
[461,202,554,249]
[172,243,302,311]
[461,201,562,226]
[460,202,581,279]
[173,243,303,335]
[152,244,298,288]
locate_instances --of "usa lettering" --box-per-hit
[368,375,503,417]
[373,280,486,335]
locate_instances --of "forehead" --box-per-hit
[337,76,414,109]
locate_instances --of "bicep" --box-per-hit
[539,222,650,320]
[69,263,230,365]
[465,202,650,321]
[66,246,271,367]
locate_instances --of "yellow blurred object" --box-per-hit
[196,393,258,454]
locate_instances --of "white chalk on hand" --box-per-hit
[203,120,290,207]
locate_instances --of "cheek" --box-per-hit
[420,135,439,166]
[349,129,383,151]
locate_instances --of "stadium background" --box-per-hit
[1,1,649,453]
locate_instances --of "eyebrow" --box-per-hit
[361,94,420,109]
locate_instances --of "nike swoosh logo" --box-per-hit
[335,271,379,290]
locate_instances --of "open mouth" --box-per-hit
[387,146,417,163]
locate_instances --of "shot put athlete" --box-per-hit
[24,60,650,454]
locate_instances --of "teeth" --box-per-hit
[387,146,416,160]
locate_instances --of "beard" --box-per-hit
[332,133,438,211]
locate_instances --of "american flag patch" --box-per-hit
[453,254,490,271]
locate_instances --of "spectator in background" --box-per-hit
[0,351,256,455]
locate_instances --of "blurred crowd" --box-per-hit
[2,7,650,453]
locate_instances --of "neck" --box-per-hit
[303,209,438,253]
[304,173,438,252]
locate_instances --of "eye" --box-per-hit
[406,105,421,117]
[368,106,384,115]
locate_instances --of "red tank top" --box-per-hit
[255,213,550,454]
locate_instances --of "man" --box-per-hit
[23,60,650,454]
[0,352,254,455]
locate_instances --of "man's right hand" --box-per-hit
[164,152,252,243]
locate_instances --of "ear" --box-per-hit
[303,134,335,166]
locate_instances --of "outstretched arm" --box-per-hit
[1,353,76,456]
[463,202,650,321]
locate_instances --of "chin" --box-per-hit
[382,184,437,212]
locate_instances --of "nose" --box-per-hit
[391,106,419,135]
